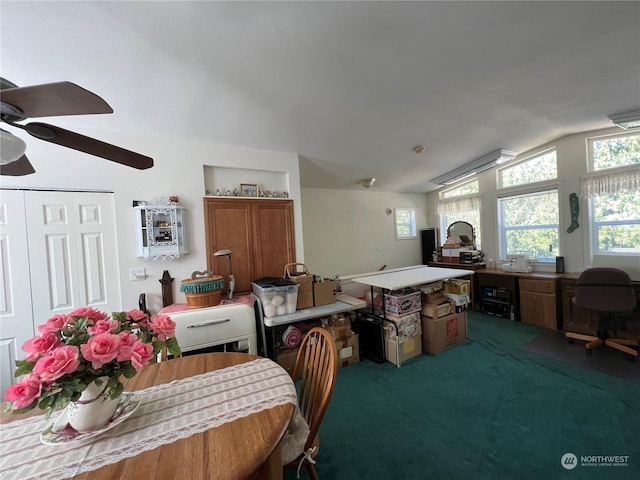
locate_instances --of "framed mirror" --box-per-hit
[447,221,476,249]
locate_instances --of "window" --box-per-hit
[496,150,560,261]
[497,189,559,261]
[442,180,479,198]
[395,208,417,239]
[437,180,481,249]
[585,132,640,255]
[498,149,557,188]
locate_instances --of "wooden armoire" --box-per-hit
[204,197,296,295]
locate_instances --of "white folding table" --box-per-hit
[352,265,474,367]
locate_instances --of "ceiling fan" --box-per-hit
[0,77,153,176]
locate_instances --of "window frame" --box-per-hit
[495,165,563,263]
[394,207,417,240]
[584,131,640,259]
[497,148,557,190]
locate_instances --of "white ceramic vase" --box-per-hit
[67,377,120,433]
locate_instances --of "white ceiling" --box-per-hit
[1,1,638,193]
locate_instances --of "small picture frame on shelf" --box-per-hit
[240,184,258,197]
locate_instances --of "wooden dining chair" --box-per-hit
[283,327,338,480]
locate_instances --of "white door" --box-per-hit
[0,190,34,393]
[0,190,121,395]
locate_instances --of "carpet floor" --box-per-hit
[284,312,640,480]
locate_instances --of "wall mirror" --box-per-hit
[447,221,476,249]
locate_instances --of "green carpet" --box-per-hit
[285,312,639,480]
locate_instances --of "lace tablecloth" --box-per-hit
[0,357,297,480]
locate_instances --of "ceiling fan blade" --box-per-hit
[25,122,153,170]
[0,154,36,176]
[0,82,113,119]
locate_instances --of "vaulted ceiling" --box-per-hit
[1,1,638,192]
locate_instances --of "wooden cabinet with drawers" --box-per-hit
[519,277,560,330]
[475,269,562,328]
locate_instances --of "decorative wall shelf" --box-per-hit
[134,198,190,261]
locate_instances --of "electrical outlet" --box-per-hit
[130,268,146,281]
[375,244,381,251]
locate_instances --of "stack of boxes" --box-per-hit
[382,288,423,366]
[275,314,360,377]
[420,279,469,355]
[326,315,360,368]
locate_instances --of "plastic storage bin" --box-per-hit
[252,277,299,318]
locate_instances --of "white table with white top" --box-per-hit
[351,265,475,367]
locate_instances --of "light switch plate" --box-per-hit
[130,268,146,281]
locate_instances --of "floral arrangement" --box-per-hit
[4,307,181,416]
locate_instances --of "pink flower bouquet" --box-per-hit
[4,308,181,416]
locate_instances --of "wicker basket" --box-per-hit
[284,263,314,310]
[180,270,224,309]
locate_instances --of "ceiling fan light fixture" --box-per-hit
[0,129,27,164]
[361,177,376,189]
[608,109,640,130]
[430,148,518,185]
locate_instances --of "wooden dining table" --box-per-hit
[0,353,297,480]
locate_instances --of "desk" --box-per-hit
[475,269,563,328]
[351,265,473,291]
[259,294,366,361]
[352,265,474,366]
[0,353,296,480]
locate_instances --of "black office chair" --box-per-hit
[566,268,638,360]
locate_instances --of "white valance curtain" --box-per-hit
[436,195,481,215]
[580,166,640,198]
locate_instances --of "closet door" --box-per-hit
[0,190,34,393]
[204,198,295,296]
[251,200,295,281]
[205,199,255,295]
[0,190,121,394]
[25,191,122,322]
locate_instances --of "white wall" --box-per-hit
[300,188,428,278]
[426,126,626,274]
[1,129,303,313]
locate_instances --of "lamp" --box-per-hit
[361,178,376,189]
[430,148,518,185]
[607,110,640,130]
[0,129,27,165]
[213,249,235,300]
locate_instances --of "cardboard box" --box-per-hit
[442,292,470,306]
[421,290,444,304]
[385,334,422,366]
[314,280,336,306]
[382,311,422,343]
[326,315,351,340]
[276,346,300,378]
[421,312,468,355]
[422,299,454,319]
[443,279,470,295]
[419,281,443,294]
[384,289,421,316]
[335,333,360,368]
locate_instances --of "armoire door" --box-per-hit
[0,190,121,394]
[204,197,295,295]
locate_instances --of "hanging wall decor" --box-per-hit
[567,193,580,233]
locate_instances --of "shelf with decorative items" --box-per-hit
[134,197,190,261]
